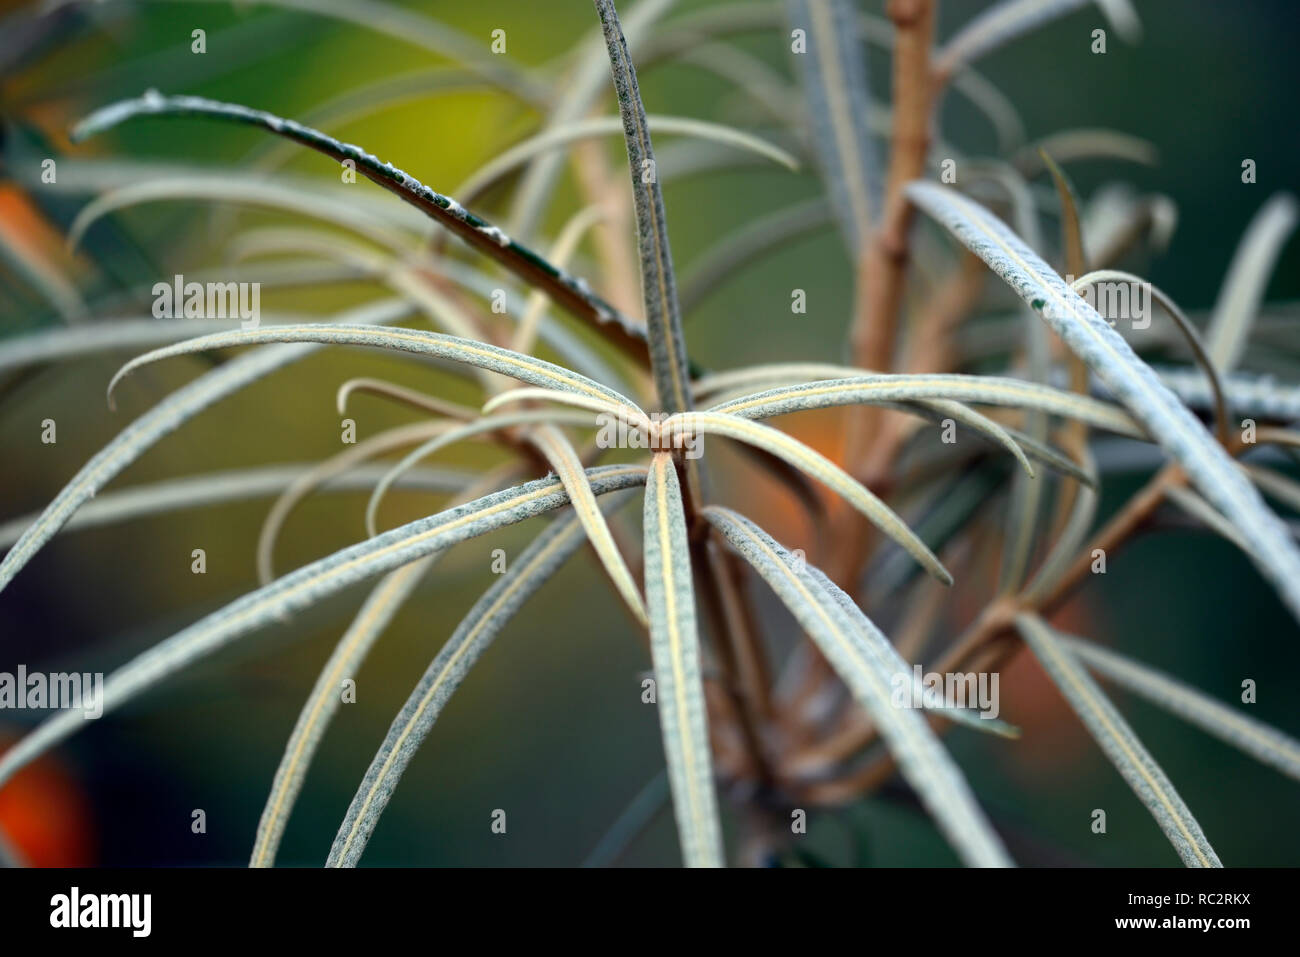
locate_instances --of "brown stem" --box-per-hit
[833,0,937,588]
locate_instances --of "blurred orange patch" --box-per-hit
[0,731,95,867]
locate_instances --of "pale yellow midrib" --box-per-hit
[671,412,940,577]
[1078,649,1300,778]
[533,428,646,624]
[713,377,1135,432]
[654,457,709,863]
[251,562,423,866]
[731,518,992,857]
[1034,623,1212,867]
[333,524,579,864]
[126,325,614,403]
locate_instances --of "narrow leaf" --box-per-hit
[667,410,952,584]
[0,463,469,551]
[0,467,649,791]
[908,180,1300,625]
[251,465,537,867]
[457,113,799,204]
[705,507,1012,866]
[72,93,651,363]
[706,374,1143,438]
[786,0,881,251]
[365,410,594,538]
[935,0,1092,80]
[251,558,430,867]
[0,300,414,597]
[324,498,633,867]
[1206,194,1298,372]
[261,421,452,584]
[642,454,724,866]
[529,425,648,626]
[1061,637,1300,782]
[1015,613,1223,867]
[594,0,694,412]
[508,0,677,237]
[107,323,640,410]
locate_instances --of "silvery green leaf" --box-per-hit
[1012,129,1157,176]
[786,0,882,252]
[363,410,594,540]
[107,322,639,410]
[72,93,650,362]
[1247,465,1300,516]
[0,317,293,376]
[457,113,798,205]
[907,180,1300,625]
[706,373,1143,437]
[936,0,1133,80]
[0,467,648,792]
[528,425,648,626]
[508,0,676,238]
[324,497,632,867]
[705,506,1012,866]
[642,454,724,867]
[67,174,415,254]
[1022,446,1099,604]
[594,0,694,412]
[1162,485,1252,554]
[251,558,433,867]
[1153,366,1300,423]
[0,299,414,597]
[1206,194,1298,373]
[1015,614,1222,868]
[804,562,1020,740]
[0,463,469,551]
[261,421,453,584]
[668,410,951,583]
[1061,637,1300,782]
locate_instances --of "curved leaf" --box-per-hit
[0,300,414,597]
[705,507,1012,866]
[1206,193,1298,373]
[1061,637,1300,782]
[72,93,650,362]
[0,466,649,792]
[457,113,798,204]
[528,425,648,626]
[0,463,469,552]
[666,410,951,584]
[908,180,1300,625]
[706,373,1143,437]
[106,323,639,409]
